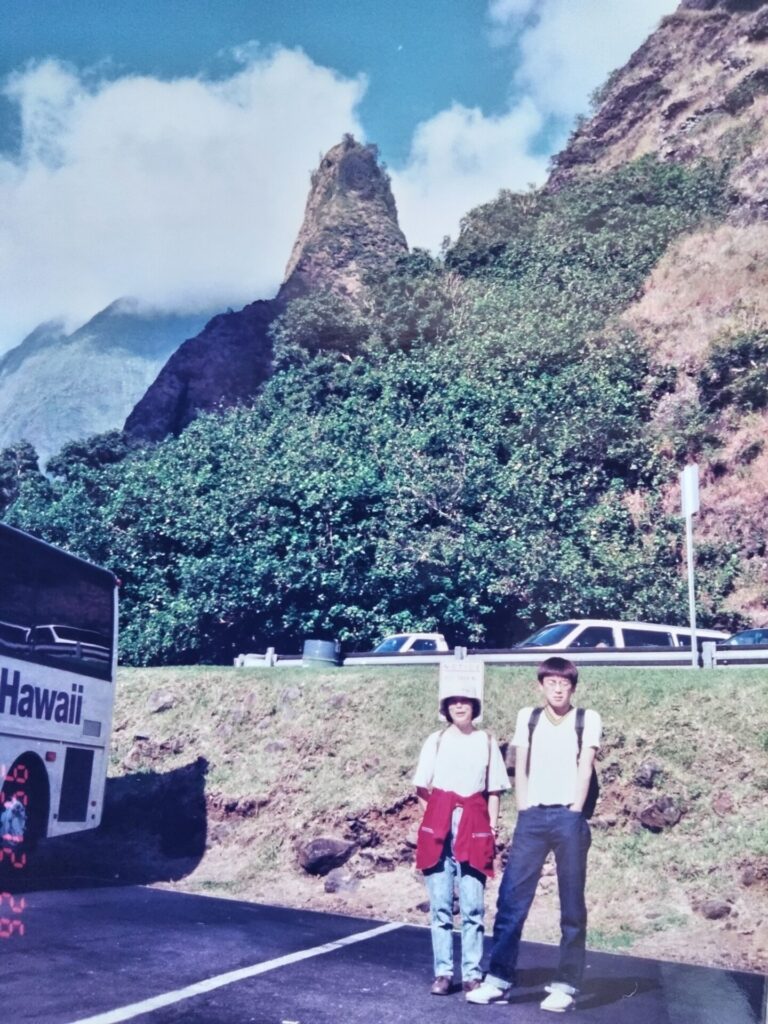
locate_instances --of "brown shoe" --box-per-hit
[463,979,483,993]
[430,976,452,995]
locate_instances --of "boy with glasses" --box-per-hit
[467,656,601,1012]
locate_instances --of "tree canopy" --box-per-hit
[4,157,743,663]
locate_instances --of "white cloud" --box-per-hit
[488,0,538,24]
[391,0,677,251]
[0,3,681,349]
[500,0,678,121]
[0,49,365,351]
[391,100,548,251]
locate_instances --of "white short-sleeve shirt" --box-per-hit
[413,727,511,797]
[512,706,601,807]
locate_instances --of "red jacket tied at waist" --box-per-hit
[416,788,495,878]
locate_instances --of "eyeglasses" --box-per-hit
[541,677,573,689]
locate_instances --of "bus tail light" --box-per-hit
[45,752,56,762]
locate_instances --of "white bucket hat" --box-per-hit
[438,661,484,721]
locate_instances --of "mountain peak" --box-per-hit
[279,135,408,303]
[124,136,408,441]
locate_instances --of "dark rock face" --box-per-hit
[125,300,278,441]
[297,836,356,876]
[125,137,408,443]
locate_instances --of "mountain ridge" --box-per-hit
[0,301,214,466]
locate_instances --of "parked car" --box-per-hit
[373,632,449,654]
[515,619,729,650]
[28,624,111,664]
[722,627,768,645]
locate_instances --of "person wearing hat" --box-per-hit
[413,675,510,996]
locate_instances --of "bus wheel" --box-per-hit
[1,760,43,877]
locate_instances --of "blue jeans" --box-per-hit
[487,805,591,990]
[424,840,486,981]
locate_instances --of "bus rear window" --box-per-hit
[0,527,115,680]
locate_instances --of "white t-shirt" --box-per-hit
[512,706,602,808]
[413,727,511,797]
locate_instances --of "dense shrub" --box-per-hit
[0,441,41,517]
[5,157,739,662]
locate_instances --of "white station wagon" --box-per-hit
[373,632,449,654]
[516,619,728,650]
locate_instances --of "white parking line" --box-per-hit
[67,921,403,1024]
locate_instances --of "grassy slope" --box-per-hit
[107,664,768,974]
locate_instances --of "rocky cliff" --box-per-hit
[549,0,768,210]
[278,135,408,303]
[548,0,768,622]
[125,137,408,441]
[123,299,279,443]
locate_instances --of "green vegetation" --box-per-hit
[0,440,39,517]
[697,328,768,414]
[4,156,744,664]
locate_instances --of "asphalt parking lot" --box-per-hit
[3,885,765,1024]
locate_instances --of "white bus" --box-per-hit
[0,523,118,874]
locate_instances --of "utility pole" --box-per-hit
[681,464,700,668]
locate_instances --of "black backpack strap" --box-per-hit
[575,707,600,818]
[525,707,543,776]
[575,706,585,759]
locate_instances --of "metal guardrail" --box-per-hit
[713,642,768,666]
[344,647,706,668]
[343,649,454,667]
[236,643,768,669]
[234,650,302,668]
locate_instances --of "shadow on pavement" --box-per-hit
[508,966,659,1011]
[5,756,208,893]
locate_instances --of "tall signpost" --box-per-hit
[681,463,700,668]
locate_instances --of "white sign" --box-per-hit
[681,463,700,518]
[438,659,485,720]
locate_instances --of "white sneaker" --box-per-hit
[465,980,512,1004]
[540,988,575,1012]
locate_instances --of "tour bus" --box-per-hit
[0,523,118,873]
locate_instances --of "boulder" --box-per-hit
[637,795,682,831]
[147,690,176,714]
[298,837,355,876]
[633,760,662,788]
[699,898,732,920]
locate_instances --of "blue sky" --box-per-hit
[0,0,677,352]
